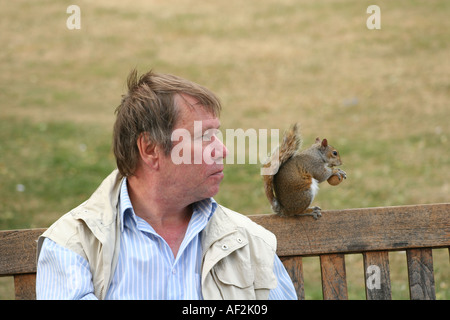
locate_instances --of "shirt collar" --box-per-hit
[118,178,217,233]
[118,178,134,232]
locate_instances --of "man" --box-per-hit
[36,69,297,300]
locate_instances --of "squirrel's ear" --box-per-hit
[321,139,328,147]
[315,137,321,144]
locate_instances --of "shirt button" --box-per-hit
[221,244,229,250]
[172,269,176,275]
[236,238,243,243]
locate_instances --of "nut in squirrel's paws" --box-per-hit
[327,170,347,186]
[327,175,342,186]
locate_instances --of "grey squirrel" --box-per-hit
[263,123,347,219]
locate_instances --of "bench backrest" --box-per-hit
[1,203,449,300]
[251,203,450,299]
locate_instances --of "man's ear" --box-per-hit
[137,132,159,170]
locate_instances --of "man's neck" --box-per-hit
[126,175,193,258]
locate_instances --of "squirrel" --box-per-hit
[263,123,347,219]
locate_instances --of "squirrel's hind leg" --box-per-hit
[295,178,322,219]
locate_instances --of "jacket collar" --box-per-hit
[71,169,124,243]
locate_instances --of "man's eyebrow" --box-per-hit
[202,126,220,134]
[207,123,220,130]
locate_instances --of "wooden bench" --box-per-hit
[1,203,449,300]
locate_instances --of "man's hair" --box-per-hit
[113,69,222,177]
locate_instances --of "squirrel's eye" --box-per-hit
[332,151,338,156]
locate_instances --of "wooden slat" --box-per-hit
[250,203,450,257]
[406,248,436,300]
[14,274,36,300]
[363,251,391,300]
[320,253,348,300]
[280,256,305,300]
[0,228,46,276]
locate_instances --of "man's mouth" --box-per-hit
[210,167,224,177]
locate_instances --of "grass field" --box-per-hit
[1,0,449,299]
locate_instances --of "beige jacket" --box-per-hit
[37,170,277,300]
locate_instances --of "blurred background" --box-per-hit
[0,0,448,299]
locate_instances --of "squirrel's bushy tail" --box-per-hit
[263,123,302,214]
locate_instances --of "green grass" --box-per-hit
[0,0,449,299]
[0,118,115,229]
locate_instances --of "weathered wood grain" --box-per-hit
[14,274,37,300]
[0,228,46,276]
[280,256,305,300]
[251,203,450,257]
[407,248,436,300]
[320,253,348,300]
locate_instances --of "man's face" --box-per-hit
[157,94,227,204]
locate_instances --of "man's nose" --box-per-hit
[212,136,228,161]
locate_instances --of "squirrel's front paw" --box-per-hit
[335,169,347,180]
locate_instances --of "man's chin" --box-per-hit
[205,183,222,199]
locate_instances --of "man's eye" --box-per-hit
[202,133,212,140]
[202,129,218,140]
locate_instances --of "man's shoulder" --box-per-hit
[38,169,123,258]
[216,205,277,250]
[38,209,86,260]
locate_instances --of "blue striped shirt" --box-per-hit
[36,179,297,300]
